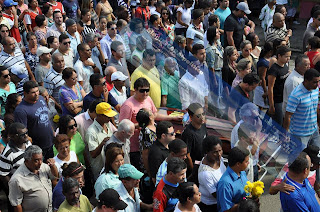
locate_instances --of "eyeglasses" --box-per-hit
[195,112,205,118]
[68,123,77,130]
[2,74,9,78]
[162,12,169,15]
[138,88,150,93]
[99,81,106,86]
[1,30,8,33]
[17,131,28,138]
[166,132,176,136]
[63,41,71,45]
[110,27,117,30]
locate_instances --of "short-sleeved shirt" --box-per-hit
[46,23,66,38]
[286,83,318,137]
[117,182,142,212]
[228,85,251,122]
[66,32,81,57]
[74,59,94,93]
[267,63,290,103]
[35,64,51,84]
[107,56,130,89]
[153,178,179,212]
[156,159,168,186]
[0,82,16,115]
[8,163,54,212]
[53,151,77,176]
[266,25,290,47]
[106,133,130,164]
[54,49,75,68]
[74,111,94,144]
[43,68,65,102]
[109,86,127,106]
[186,24,204,46]
[82,91,119,112]
[62,0,79,20]
[224,13,249,49]
[94,171,121,199]
[148,140,169,179]
[214,7,231,46]
[217,166,248,212]
[280,174,320,212]
[181,123,207,162]
[161,71,181,109]
[57,194,92,212]
[0,48,28,77]
[131,65,161,107]
[59,83,84,116]
[175,7,192,29]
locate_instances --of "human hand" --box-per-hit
[47,158,56,167]
[277,179,295,194]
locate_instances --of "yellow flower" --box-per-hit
[53,115,60,123]
[244,181,264,198]
[244,181,254,194]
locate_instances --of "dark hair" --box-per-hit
[238,198,260,212]
[276,45,291,57]
[23,81,38,93]
[304,68,320,81]
[295,54,309,68]
[59,115,76,134]
[272,38,285,56]
[54,134,71,149]
[35,15,46,27]
[246,33,258,48]
[26,32,36,41]
[156,121,173,138]
[129,18,143,32]
[310,4,320,18]
[259,42,273,59]
[107,21,117,29]
[143,49,155,59]
[136,108,151,128]
[312,9,320,19]
[242,73,260,85]
[62,178,79,194]
[5,93,21,114]
[315,30,320,38]
[177,182,196,204]
[0,24,9,42]
[315,61,320,72]
[81,8,90,18]
[289,152,309,174]
[199,0,211,9]
[8,122,25,135]
[116,19,127,29]
[161,7,174,24]
[185,0,194,4]
[53,10,62,19]
[105,147,124,174]
[228,146,250,167]
[42,4,51,16]
[167,157,187,174]
[47,36,57,48]
[62,67,76,80]
[169,139,187,154]
[59,33,69,43]
[308,36,320,49]
[192,9,203,20]
[110,40,123,52]
[89,99,102,113]
[187,103,202,117]
[206,26,218,46]
[90,73,103,88]
[61,162,85,178]
[134,77,150,89]
[275,5,285,14]
[303,145,320,165]
[192,43,204,55]
[150,14,160,25]
[208,14,219,27]
[202,136,222,154]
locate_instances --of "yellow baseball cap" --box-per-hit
[96,102,118,117]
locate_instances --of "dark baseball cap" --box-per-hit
[303,145,320,164]
[98,188,128,210]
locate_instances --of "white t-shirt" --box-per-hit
[276,0,288,5]
[175,7,192,29]
[109,86,127,106]
[198,157,226,205]
[54,151,78,176]
[174,203,201,212]
[74,58,94,93]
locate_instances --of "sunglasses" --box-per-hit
[17,131,28,138]
[166,132,176,136]
[68,123,77,130]
[110,27,117,30]
[195,112,205,118]
[162,12,169,15]
[63,41,71,45]
[139,88,150,93]
[1,30,8,33]
[2,74,9,78]
[99,81,106,86]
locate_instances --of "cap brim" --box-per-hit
[17,74,28,79]
[104,110,118,117]
[113,200,128,210]
[244,9,251,14]
[131,170,144,180]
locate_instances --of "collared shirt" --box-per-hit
[161,71,181,109]
[57,195,92,212]
[44,68,65,102]
[117,182,141,212]
[186,23,204,46]
[74,58,94,93]
[86,119,114,180]
[156,159,168,186]
[148,140,170,179]
[0,48,28,76]
[100,33,125,60]
[110,86,127,106]
[107,56,130,88]
[178,71,209,110]
[46,23,66,38]
[94,171,121,199]
[66,31,81,58]
[286,83,318,136]
[282,69,304,115]
[54,49,75,68]
[74,111,94,144]
[280,174,320,212]
[217,167,248,212]
[106,133,130,164]
[8,163,54,212]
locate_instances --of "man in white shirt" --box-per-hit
[46,11,65,38]
[54,34,75,68]
[110,71,128,106]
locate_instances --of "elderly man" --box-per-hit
[54,34,75,68]
[44,52,65,103]
[46,11,65,38]
[106,119,135,164]
[266,12,292,46]
[86,32,105,75]
[8,145,58,212]
[0,36,34,81]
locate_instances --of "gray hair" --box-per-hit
[24,145,42,160]
[239,103,259,119]
[240,40,252,50]
[118,119,135,132]
[62,178,79,194]
[295,54,309,68]
[236,58,251,71]
[85,32,100,43]
[174,35,186,45]
[164,57,177,67]
[38,86,47,95]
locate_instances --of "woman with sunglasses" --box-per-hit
[59,67,86,116]
[54,115,86,166]
[238,40,256,75]
[161,7,175,41]
[0,66,16,116]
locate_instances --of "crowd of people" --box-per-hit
[0,0,319,211]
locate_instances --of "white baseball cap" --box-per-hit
[111,71,128,81]
[36,46,53,57]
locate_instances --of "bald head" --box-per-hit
[52,53,65,73]
[2,36,15,54]
[105,66,117,83]
[273,13,285,28]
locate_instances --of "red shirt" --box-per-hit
[135,6,150,28]
[46,1,65,14]
[26,7,42,30]
[2,13,21,43]
[106,81,113,91]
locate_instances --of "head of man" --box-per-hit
[303,145,320,171]
[156,121,175,144]
[107,21,117,38]
[8,122,28,146]
[65,18,77,34]
[142,49,156,70]
[228,146,250,172]
[53,11,63,26]
[239,103,262,132]
[88,99,101,120]
[111,71,128,90]
[23,81,39,103]
[192,9,204,23]
[52,52,65,73]
[156,1,165,12]
[307,36,320,52]
[118,164,144,191]
[288,152,311,181]
[312,10,320,28]
[37,46,52,63]
[166,157,187,184]
[192,44,206,63]
[111,41,125,60]
[235,2,251,18]
[24,145,43,173]
[85,33,99,49]
[202,136,223,163]
[104,66,116,84]
[134,77,150,102]
[164,57,177,76]
[0,65,10,85]
[96,189,128,212]
[273,13,285,29]
[129,18,144,34]
[3,0,17,14]
[140,0,149,7]
[95,102,117,125]
[77,43,92,60]
[168,139,188,161]
[219,0,229,9]
[59,34,71,52]
[294,54,310,76]
[2,36,15,54]
[117,19,128,34]
[268,0,277,6]
[241,73,260,93]
[303,68,320,91]
[188,103,205,126]
[117,119,135,141]
[90,73,106,95]
[63,178,81,206]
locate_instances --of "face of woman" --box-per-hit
[241,62,252,75]
[57,141,70,158]
[16,95,22,106]
[83,12,91,22]
[67,119,77,136]
[99,18,107,29]
[90,0,94,9]
[67,71,77,86]
[50,38,59,49]
[253,35,260,47]
[30,0,38,8]
[230,49,239,62]
[280,7,287,17]
[215,30,221,40]
[0,26,9,38]
[111,154,124,173]
[161,10,169,20]
[72,171,85,188]
[28,35,37,46]
[48,6,53,16]
[241,44,252,58]
[191,185,201,204]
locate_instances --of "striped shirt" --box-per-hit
[0,141,31,176]
[265,24,290,47]
[286,83,318,136]
[0,48,28,76]
[43,68,65,102]
[156,159,167,186]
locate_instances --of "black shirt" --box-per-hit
[83,91,118,111]
[148,140,169,179]
[224,13,249,50]
[182,123,207,162]
[267,63,290,103]
[228,84,251,122]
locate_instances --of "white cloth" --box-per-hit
[74,58,94,93]
[53,151,78,177]
[259,4,275,32]
[174,203,201,212]
[231,120,242,148]
[276,0,287,5]
[110,86,127,106]
[175,7,192,29]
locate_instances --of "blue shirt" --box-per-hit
[217,166,248,212]
[83,91,119,111]
[280,174,320,212]
[117,182,141,212]
[286,83,319,136]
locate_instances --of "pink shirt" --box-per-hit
[119,96,157,152]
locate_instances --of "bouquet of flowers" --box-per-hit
[244,181,265,199]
